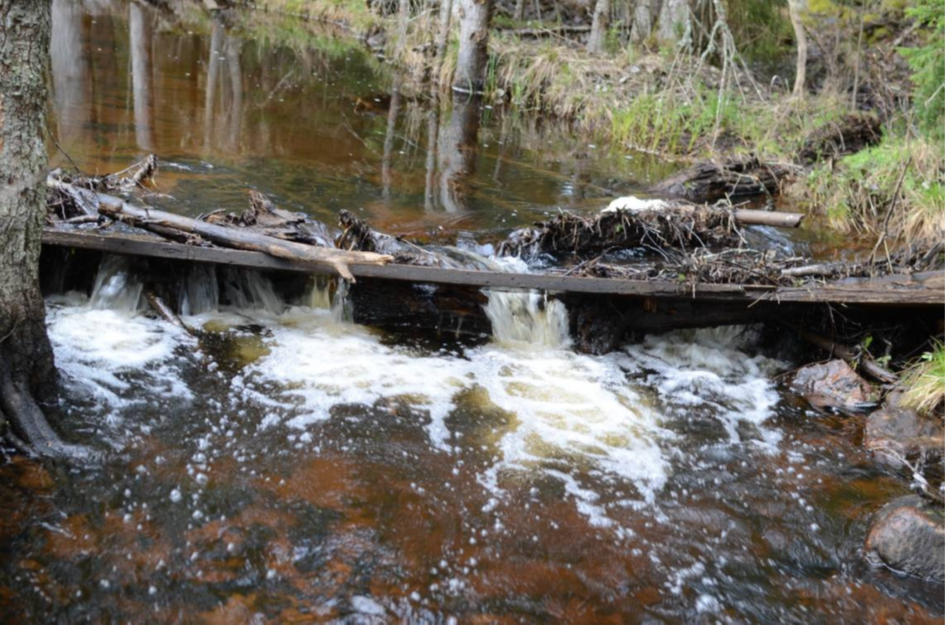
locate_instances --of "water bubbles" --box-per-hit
[169,489,182,503]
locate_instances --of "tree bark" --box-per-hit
[452,0,493,92]
[0,0,80,456]
[788,0,807,99]
[656,0,689,42]
[586,0,610,54]
[436,93,481,212]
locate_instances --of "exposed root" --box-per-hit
[0,352,94,461]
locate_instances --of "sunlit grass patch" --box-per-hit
[900,341,945,416]
[804,136,945,241]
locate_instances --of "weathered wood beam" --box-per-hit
[41,229,945,306]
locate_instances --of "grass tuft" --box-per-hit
[803,135,945,242]
[899,341,945,416]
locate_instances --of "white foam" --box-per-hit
[46,294,194,417]
[603,196,669,213]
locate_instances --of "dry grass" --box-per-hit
[803,135,945,243]
[899,341,945,416]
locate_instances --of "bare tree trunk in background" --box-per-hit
[433,0,453,86]
[424,92,440,211]
[656,0,689,42]
[204,16,224,152]
[437,94,481,212]
[382,76,402,200]
[452,0,493,92]
[587,0,610,54]
[51,0,89,154]
[397,0,410,56]
[789,0,807,99]
[630,0,653,44]
[0,0,82,457]
[513,0,524,21]
[130,3,155,152]
[225,32,243,153]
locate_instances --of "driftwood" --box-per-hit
[145,289,195,335]
[200,191,336,248]
[48,180,392,281]
[652,156,794,203]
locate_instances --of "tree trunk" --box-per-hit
[788,0,807,98]
[433,0,453,87]
[436,93,481,212]
[630,0,655,44]
[656,0,689,42]
[129,2,154,152]
[0,0,79,456]
[586,0,610,54]
[452,0,493,92]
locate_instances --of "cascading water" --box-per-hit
[482,256,570,348]
[178,265,219,315]
[484,290,569,348]
[88,255,143,312]
[220,268,284,313]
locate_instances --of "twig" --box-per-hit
[869,157,912,272]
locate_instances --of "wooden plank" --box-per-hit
[41,229,944,306]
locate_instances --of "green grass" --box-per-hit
[900,341,945,415]
[804,135,944,240]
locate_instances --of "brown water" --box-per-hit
[1,1,941,622]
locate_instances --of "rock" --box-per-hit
[790,360,873,408]
[866,495,945,583]
[864,406,945,469]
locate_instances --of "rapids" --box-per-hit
[0,1,938,621]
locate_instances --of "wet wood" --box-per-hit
[49,181,392,281]
[733,209,803,228]
[794,326,899,384]
[41,229,944,307]
[145,289,195,335]
[653,156,794,203]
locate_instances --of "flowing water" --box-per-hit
[0,1,941,622]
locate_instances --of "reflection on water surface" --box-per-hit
[0,1,940,622]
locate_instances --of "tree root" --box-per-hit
[0,353,94,461]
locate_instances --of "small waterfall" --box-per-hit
[179,265,219,315]
[484,289,570,348]
[221,269,284,313]
[330,280,350,323]
[303,277,333,310]
[89,256,143,312]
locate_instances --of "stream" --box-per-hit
[0,1,941,622]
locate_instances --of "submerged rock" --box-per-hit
[866,495,945,583]
[790,360,873,409]
[864,407,945,470]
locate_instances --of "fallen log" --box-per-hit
[792,325,899,384]
[200,190,336,248]
[652,156,795,203]
[733,209,803,228]
[48,180,392,281]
